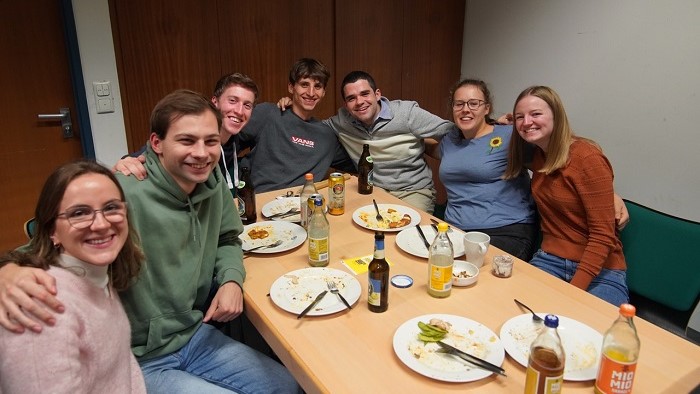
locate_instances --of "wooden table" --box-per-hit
[243,177,700,393]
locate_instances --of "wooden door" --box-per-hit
[0,1,83,250]
[111,0,336,151]
[218,0,336,118]
[109,0,221,151]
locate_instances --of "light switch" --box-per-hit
[97,97,114,114]
[93,81,111,97]
[93,81,114,114]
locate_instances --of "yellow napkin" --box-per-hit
[341,254,393,275]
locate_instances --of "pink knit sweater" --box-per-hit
[0,266,145,393]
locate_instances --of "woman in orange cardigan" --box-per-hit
[505,86,628,306]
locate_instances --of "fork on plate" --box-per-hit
[326,279,352,310]
[372,199,384,224]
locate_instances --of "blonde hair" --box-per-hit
[505,86,575,178]
[505,86,603,178]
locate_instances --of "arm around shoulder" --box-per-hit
[405,101,453,138]
[0,263,63,333]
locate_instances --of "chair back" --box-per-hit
[23,218,36,239]
[620,200,700,311]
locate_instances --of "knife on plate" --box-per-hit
[437,341,507,376]
[415,225,432,250]
[265,208,300,219]
[296,290,328,319]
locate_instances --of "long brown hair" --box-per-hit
[0,160,143,291]
[505,86,585,178]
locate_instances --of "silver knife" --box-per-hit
[296,290,328,319]
[415,225,431,249]
[266,208,300,219]
[437,341,507,376]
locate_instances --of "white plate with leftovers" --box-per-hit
[396,225,465,258]
[261,197,302,222]
[499,313,602,381]
[241,221,306,253]
[269,267,361,316]
[393,314,505,382]
[352,204,420,232]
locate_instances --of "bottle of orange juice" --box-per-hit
[594,304,640,394]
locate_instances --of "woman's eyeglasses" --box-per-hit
[57,201,127,229]
[452,99,485,111]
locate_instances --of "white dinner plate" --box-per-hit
[393,314,505,382]
[261,197,301,222]
[352,204,421,232]
[269,267,361,316]
[499,314,603,381]
[396,225,465,258]
[241,221,306,253]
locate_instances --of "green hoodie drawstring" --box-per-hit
[186,198,202,246]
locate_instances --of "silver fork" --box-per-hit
[514,299,543,322]
[326,279,353,310]
[372,199,385,224]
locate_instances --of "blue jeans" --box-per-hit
[530,250,629,306]
[138,324,301,394]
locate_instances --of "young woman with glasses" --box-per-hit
[435,79,539,260]
[0,160,146,392]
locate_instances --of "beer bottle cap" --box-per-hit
[391,275,413,288]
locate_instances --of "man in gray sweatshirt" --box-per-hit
[324,71,453,214]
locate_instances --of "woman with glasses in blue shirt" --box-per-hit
[435,79,538,260]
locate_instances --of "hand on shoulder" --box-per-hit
[112,155,147,180]
[0,264,63,333]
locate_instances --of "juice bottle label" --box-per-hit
[594,351,637,394]
[308,237,329,262]
[368,278,382,306]
[429,265,453,291]
[525,366,563,394]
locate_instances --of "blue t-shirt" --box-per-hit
[438,124,536,230]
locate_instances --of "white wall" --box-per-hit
[72,0,128,167]
[462,0,700,221]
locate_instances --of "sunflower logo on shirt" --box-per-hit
[488,136,503,154]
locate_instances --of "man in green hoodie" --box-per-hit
[0,90,300,393]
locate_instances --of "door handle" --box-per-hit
[37,107,73,138]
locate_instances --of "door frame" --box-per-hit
[61,0,95,158]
